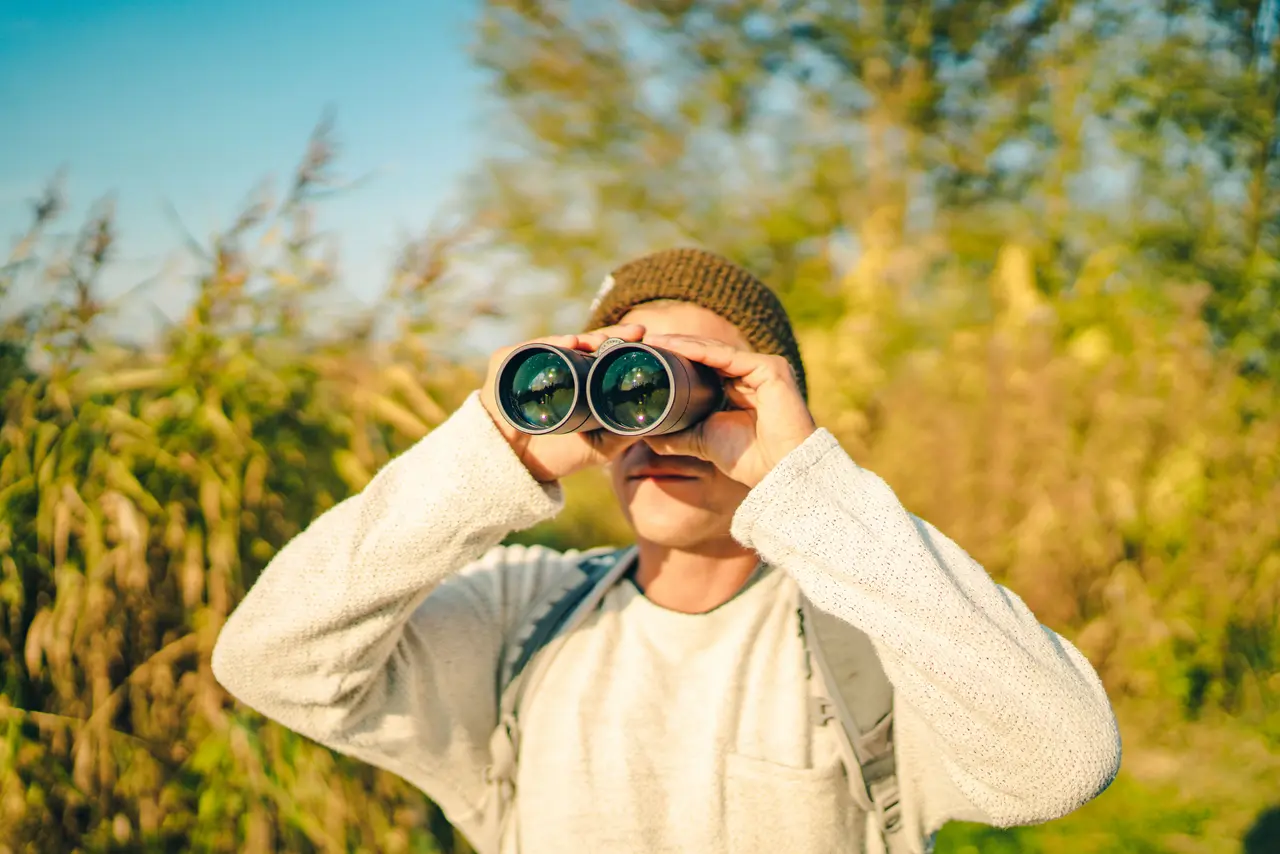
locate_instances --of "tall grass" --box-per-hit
[0,130,478,853]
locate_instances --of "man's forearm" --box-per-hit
[730,429,1121,826]
[211,392,564,740]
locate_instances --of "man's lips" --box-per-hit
[628,469,700,481]
[622,450,707,482]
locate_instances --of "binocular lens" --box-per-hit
[495,337,723,436]
[506,351,576,429]
[595,350,671,430]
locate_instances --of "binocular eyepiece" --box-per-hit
[495,337,726,436]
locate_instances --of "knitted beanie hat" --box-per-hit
[584,247,807,400]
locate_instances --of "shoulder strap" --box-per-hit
[481,546,635,854]
[799,595,911,854]
[504,548,627,689]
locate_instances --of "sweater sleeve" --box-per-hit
[729,429,1122,831]
[211,391,573,832]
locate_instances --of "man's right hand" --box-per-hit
[479,323,648,483]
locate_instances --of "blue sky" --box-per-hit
[1,0,490,329]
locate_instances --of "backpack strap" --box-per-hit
[481,546,635,853]
[503,548,629,690]
[799,594,911,854]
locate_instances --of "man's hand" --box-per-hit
[479,324,648,483]
[639,334,817,489]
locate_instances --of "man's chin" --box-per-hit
[628,515,730,550]
[618,488,735,548]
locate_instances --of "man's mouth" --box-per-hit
[629,470,699,481]
[623,450,707,483]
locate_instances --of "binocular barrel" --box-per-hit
[495,337,725,437]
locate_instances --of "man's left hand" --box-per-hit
[639,334,817,489]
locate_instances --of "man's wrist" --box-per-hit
[732,429,843,544]
[478,389,563,484]
[761,426,818,482]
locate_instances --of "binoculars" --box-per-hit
[494,337,726,436]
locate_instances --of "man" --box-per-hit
[212,248,1121,854]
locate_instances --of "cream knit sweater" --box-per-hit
[212,392,1121,854]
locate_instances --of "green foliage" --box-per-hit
[470,0,1280,373]
[936,716,1280,853]
[936,772,1219,854]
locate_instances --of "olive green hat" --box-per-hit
[584,247,807,400]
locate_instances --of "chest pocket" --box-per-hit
[723,750,864,854]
